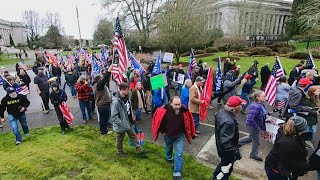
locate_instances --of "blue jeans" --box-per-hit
[164,135,185,177]
[69,84,77,97]
[135,108,142,120]
[98,105,110,134]
[8,113,29,142]
[192,113,200,129]
[79,100,92,120]
[317,171,320,180]
[238,125,260,159]
[213,151,235,180]
[240,93,250,110]
[175,84,183,95]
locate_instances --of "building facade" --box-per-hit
[207,0,293,40]
[0,18,28,46]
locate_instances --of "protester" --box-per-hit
[288,63,303,86]
[180,79,192,108]
[189,76,205,136]
[240,74,257,113]
[152,96,196,180]
[222,71,243,104]
[282,78,313,119]
[65,69,78,97]
[248,60,259,77]
[87,78,96,114]
[131,82,145,121]
[110,83,146,158]
[198,60,204,76]
[18,68,31,91]
[129,69,139,91]
[174,64,185,95]
[265,116,311,180]
[213,96,246,180]
[239,91,267,161]
[76,75,93,123]
[93,72,112,135]
[272,76,290,118]
[49,83,70,134]
[152,87,167,114]
[191,66,201,84]
[260,63,271,90]
[0,87,30,145]
[34,67,50,114]
[223,58,235,76]
[141,72,152,113]
[202,62,209,78]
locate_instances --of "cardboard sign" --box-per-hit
[173,72,185,84]
[261,116,285,144]
[150,74,168,90]
[163,52,174,63]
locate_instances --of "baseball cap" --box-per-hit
[244,74,252,80]
[290,116,307,133]
[195,76,206,82]
[227,96,247,107]
[299,78,313,85]
[6,87,15,94]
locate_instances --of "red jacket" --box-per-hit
[76,82,92,101]
[152,104,196,144]
[129,77,138,90]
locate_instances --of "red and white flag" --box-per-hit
[111,17,129,85]
[265,57,285,106]
[59,102,74,125]
[200,67,213,121]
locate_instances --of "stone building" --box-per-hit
[0,18,28,46]
[207,0,293,40]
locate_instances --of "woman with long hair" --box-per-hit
[265,116,311,180]
[273,76,290,118]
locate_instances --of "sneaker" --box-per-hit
[43,110,49,114]
[173,176,182,180]
[25,133,30,136]
[83,120,88,124]
[61,131,66,135]
[107,131,113,135]
[250,157,263,162]
[16,141,21,145]
[118,152,127,158]
[196,131,201,134]
[0,124,3,128]
[167,159,173,164]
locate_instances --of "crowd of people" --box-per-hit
[0,49,320,180]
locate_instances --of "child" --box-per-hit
[50,82,70,134]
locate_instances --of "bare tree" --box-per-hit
[100,0,164,42]
[43,12,64,34]
[22,10,43,41]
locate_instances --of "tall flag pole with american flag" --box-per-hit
[265,56,285,106]
[111,17,129,85]
[188,49,197,79]
[306,51,316,69]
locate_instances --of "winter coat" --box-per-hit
[110,92,132,132]
[0,94,30,118]
[180,86,189,108]
[282,87,312,118]
[18,73,31,85]
[260,65,271,85]
[299,96,318,126]
[288,68,300,86]
[246,102,267,130]
[152,89,167,107]
[65,72,78,85]
[152,104,195,143]
[188,84,202,114]
[50,90,67,107]
[75,82,92,101]
[265,130,310,177]
[223,77,242,101]
[131,89,145,110]
[215,108,240,157]
[241,79,256,94]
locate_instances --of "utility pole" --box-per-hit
[76,6,82,48]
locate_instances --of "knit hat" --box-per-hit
[291,116,308,133]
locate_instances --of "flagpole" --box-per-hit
[76,6,82,48]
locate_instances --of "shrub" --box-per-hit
[194,50,205,55]
[268,42,295,53]
[289,51,308,59]
[181,52,190,57]
[214,37,247,51]
[205,47,218,53]
[250,47,272,56]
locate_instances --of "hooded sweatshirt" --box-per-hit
[0,94,30,118]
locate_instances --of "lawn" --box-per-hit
[294,41,320,50]
[0,126,227,180]
[0,54,30,66]
[178,52,316,87]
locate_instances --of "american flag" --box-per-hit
[265,57,285,106]
[111,17,128,85]
[188,49,197,79]
[16,85,29,95]
[306,52,316,69]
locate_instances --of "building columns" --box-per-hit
[274,14,280,35]
[278,15,285,35]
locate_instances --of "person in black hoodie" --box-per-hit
[0,87,30,145]
[265,116,311,180]
[18,68,31,91]
[50,82,70,134]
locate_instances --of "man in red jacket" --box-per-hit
[152,96,196,180]
[76,75,93,123]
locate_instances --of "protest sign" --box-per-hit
[150,74,168,90]
[163,52,174,63]
[173,72,185,84]
[261,116,285,144]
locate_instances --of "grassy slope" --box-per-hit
[179,52,318,87]
[0,55,30,66]
[0,126,228,180]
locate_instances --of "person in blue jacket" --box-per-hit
[240,74,258,114]
[180,79,192,108]
[152,87,167,114]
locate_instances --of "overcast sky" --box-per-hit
[0,0,110,39]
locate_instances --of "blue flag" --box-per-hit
[152,50,162,76]
[101,48,107,66]
[128,52,145,75]
[215,57,222,92]
[91,56,100,77]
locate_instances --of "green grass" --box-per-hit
[178,52,315,87]
[294,41,320,50]
[0,54,30,66]
[0,126,230,180]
